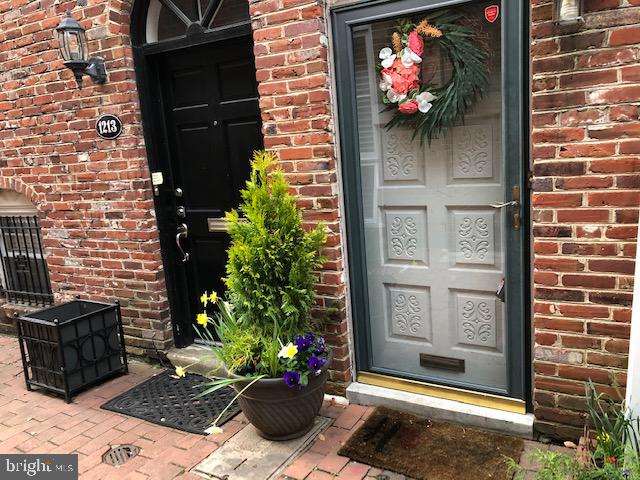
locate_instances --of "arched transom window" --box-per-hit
[145,0,250,43]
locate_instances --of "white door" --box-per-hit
[349,1,521,393]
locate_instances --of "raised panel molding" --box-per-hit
[455,293,497,348]
[384,209,428,264]
[452,211,496,266]
[387,285,431,341]
[452,125,493,179]
[382,129,422,182]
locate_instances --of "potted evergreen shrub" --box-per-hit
[178,151,329,440]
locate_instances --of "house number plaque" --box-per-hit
[96,114,123,139]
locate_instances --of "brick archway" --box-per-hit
[0,178,42,209]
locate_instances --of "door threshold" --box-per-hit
[357,372,526,414]
[349,373,533,438]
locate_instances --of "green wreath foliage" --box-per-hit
[382,10,490,144]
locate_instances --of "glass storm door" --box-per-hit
[333,0,526,398]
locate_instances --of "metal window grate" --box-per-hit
[0,215,53,307]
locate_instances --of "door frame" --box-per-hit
[331,0,530,401]
[130,1,254,347]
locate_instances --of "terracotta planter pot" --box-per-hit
[231,352,331,441]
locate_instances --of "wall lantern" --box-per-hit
[554,0,584,26]
[55,11,107,89]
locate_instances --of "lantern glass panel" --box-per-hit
[56,29,70,61]
[64,30,88,62]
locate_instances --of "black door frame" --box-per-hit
[331,0,531,402]
[130,1,254,347]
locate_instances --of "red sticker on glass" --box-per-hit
[485,5,500,23]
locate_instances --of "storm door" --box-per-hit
[333,0,527,398]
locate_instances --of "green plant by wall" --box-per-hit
[506,380,640,480]
[224,150,327,340]
[586,380,633,463]
[507,449,639,480]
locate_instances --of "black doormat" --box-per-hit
[101,369,239,434]
[339,406,524,480]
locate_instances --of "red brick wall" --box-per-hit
[0,0,350,389]
[531,0,640,438]
[0,0,173,355]
[4,0,637,414]
[249,0,351,394]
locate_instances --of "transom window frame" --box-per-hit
[141,0,251,46]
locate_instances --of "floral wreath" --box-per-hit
[378,11,489,143]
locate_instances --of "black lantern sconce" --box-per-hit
[55,11,107,89]
[553,0,584,27]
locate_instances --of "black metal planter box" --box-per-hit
[17,299,128,402]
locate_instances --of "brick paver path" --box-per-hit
[278,404,554,480]
[0,334,244,479]
[0,334,555,479]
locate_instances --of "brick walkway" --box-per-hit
[278,405,553,480]
[0,334,243,479]
[0,334,553,479]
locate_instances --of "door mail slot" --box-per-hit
[207,218,228,232]
[419,354,465,373]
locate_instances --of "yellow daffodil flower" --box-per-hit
[209,291,218,304]
[196,312,208,327]
[200,291,209,307]
[205,425,224,435]
[175,366,186,377]
[597,432,611,444]
[278,342,298,359]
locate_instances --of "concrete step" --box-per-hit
[166,344,226,378]
[194,417,332,480]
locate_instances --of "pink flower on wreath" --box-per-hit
[408,31,424,56]
[398,101,419,115]
[382,58,420,95]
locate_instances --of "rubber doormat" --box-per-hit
[101,369,239,434]
[339,406,524,480]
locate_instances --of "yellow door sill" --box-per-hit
[357,372,526,415]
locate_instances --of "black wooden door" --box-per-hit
[155,37,263,345]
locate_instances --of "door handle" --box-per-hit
[490,185,521,231]
[176,223,189,263]
[490,200,517,209]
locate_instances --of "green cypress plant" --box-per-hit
[178,152,331,434]
[224,150,327,343]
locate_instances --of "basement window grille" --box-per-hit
[0,215,53,307]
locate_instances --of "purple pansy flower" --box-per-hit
[315,336,326,354]
[305,331,315,342]
[623,471,630,479]
[295,335,311,352]
[308,355,325,371]
[283,371,301,388]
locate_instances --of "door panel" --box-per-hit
[156,37,263,343]
[334,0,526,397]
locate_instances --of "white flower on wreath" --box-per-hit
[386,88,406,104]
[379,72,393,92]
[416,91,436,113]
[379,47,396,69]
[400,47,422,68]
